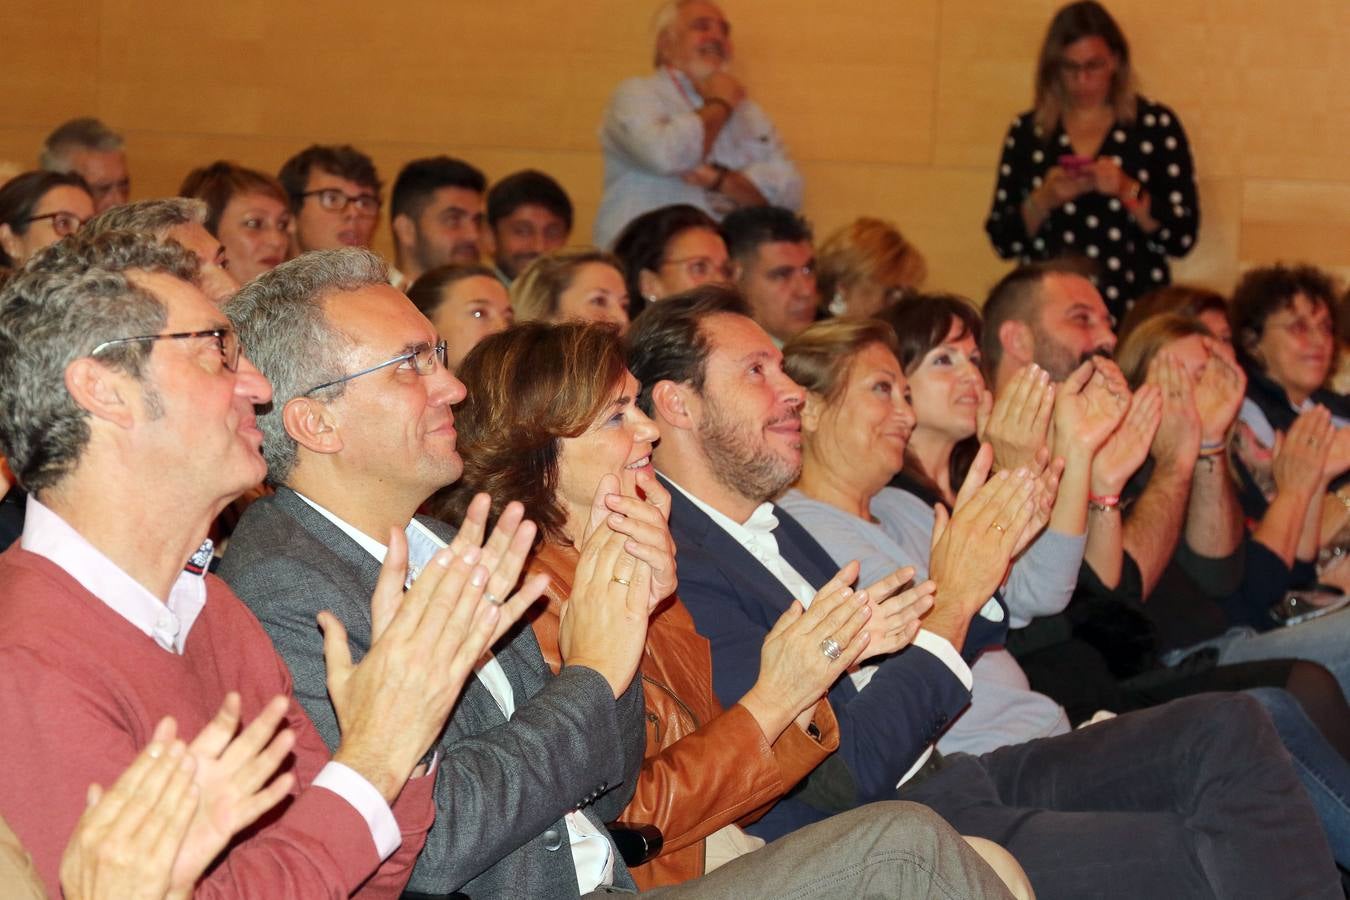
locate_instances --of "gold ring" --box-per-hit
[991,523,1007,534]
[611,575,632,586]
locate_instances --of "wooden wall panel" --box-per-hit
[0,0,1344,301]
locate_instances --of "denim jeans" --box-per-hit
[1163,606,1350,697]
[1247,687,1350,869]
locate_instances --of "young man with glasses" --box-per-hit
[279,144,383,254]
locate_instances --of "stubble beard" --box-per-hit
[697,394,800,504]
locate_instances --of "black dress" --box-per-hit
[984,95,1199,320]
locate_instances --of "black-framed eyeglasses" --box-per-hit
[297,188,380,216]
[89,327,242,372]
[303,339,448,397]
[25,211,88,237]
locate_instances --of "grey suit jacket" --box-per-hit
[218,488,644,899]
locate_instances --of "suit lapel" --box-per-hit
[271,491,519,731]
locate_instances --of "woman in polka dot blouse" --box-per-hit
[985,0,1198,320]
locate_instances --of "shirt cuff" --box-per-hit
[913,629,973,690]
[312,761,402,861]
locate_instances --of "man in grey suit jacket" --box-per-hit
[218,250,650,899]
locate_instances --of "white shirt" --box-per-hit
[20,494,405,861]
[295,493,615,892]
[663,476,971,786]
[594,68,803,247]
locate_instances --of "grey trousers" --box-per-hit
[588,801,1013,899]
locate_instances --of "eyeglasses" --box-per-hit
[303,339,448,396]
[90,327,242,372]
[1267,317,1334,340]
[25,211,88,237]
[1059,57,1111,77]
[660,255,734,283]
[297,189,381,216]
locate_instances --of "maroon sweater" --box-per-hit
[0,548,434,898]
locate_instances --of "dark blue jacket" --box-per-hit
[663,476,971,840]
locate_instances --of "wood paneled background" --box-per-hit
[2,0,1345,301]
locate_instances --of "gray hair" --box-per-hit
[40,118,125,172]
[225,249,388,485]
[651,0,701,67]
[84,197,206,240]
[0,231,199,492]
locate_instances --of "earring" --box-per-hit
[645,294,658,304]
[828,291,847,317]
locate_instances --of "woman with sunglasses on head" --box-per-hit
[985,0,1198,318]
[611,204,731,320]
[438,321,1029,897]
[0,171,94,272]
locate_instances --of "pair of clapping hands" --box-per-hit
[978,356,1157,501]
[1143,340,1246,470]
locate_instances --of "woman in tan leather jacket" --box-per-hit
[437,321,942,890]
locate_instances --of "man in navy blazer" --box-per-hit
[627,285,1339,899]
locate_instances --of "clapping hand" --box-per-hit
[172,695,297,894]
[744,562,872,732]
[444,493,552,646]
[602,465,677,611]
[929,443,1040,620]
[60,721,203,900]
[1272,407,1335,500]
[977,363,1054,472]
[1193,341,1246,447]
[1054,357,1130,460]
[1091,384,1163,497]
[1146,352,1202,466]
[324,505,543,801]
[558,475,654,698]
[854,566,936,661]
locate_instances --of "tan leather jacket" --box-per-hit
[528,543,839,890]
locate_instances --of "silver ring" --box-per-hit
[611,575,632,587]
[820,637,843,661]
[483,590,501,606]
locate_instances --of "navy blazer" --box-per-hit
[663,476,971,840]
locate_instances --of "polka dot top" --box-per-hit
[984,96,1199,320]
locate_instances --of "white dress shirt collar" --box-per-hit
[662,474,817,606]
[20,494,209,654]
[294,492,614,890]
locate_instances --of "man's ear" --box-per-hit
[731,257,748,286]
[63,358,137,430]
[390,213,416,254]
[650,380,694,432]
[801,391,824,433]
[998,319,1034,367]
[282,396,343,456]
